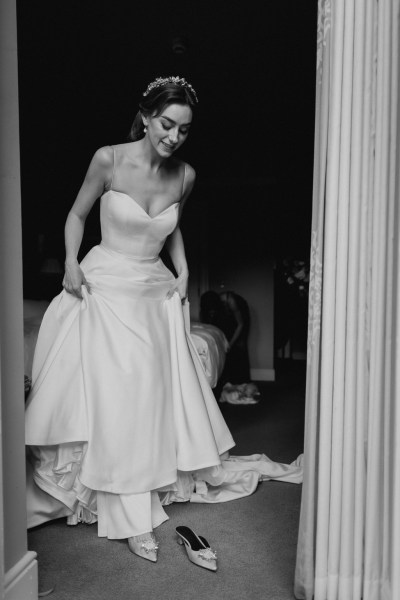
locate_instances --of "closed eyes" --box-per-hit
[160,118,191,135]
[161,123,189,135]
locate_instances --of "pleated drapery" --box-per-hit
[294,1,400,599]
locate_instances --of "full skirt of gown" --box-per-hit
[25,242,235,492]
[25,191,303,530]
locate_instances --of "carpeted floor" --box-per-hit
[28,360,306,600]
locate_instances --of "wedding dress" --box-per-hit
[25,158,302,532]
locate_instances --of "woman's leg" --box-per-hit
[97,490,168,539]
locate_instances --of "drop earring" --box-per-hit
[143,124,148,133]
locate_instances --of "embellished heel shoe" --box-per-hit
[128,532,159,563]
[176,526,217,572]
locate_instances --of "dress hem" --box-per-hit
[26,437,88,447]
[176,442,235,472]
[32,473,75,514]
[79,469,179,496]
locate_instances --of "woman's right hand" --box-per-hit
[62,260,91,299]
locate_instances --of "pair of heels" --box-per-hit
[176,525,217,572]
[128,527,217,572]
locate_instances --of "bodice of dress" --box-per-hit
[100,190,179,258]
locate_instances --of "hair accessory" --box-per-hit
[143,76,198,103]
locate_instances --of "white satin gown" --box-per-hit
[25,162,302,536]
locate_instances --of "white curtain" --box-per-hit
[294,1,400,599]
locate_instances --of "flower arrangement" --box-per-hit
[280,258,310,299]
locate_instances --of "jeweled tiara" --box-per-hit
[142,76,198,103]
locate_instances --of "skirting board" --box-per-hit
[5,551,38,600]
[251,368,275,382]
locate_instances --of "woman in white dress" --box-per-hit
[25,76,235,567]
[25,76,303,569]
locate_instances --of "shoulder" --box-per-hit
[180,161,196,196]
[226,293,238,310]
[231,293,249,315]
[91,145,114,169]
[181,161,196,182]
[171,158,195,181]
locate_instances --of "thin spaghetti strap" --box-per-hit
[109,145,116,191]
[181,162,187,198]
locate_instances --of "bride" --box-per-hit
[25,76,302,571]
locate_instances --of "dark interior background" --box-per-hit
[17,0,317,356]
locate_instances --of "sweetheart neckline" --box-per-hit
[102,189,180,220]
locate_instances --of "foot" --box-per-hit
[128,532,159,563]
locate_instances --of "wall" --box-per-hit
[209,258,275,381]
[0,0,38,597]
[184,180,276,381]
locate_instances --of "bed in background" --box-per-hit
[189,322,228,388]
[23,300,227,389]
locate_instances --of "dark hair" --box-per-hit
[220,291,250,331]
[128,80,197,142]
[200,291,225,328]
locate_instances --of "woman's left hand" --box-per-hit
[167,271,189,302]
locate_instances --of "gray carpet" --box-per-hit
[28,361,305,600]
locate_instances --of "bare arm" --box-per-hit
[63,146,113,298]
[165,164,196,300]
[227,295,244,349]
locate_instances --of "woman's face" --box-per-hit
[145,103,192,157]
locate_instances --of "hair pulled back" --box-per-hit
[128,80,197,142]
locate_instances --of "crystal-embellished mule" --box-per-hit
[128,532,159,563]
[176,525,217,572]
